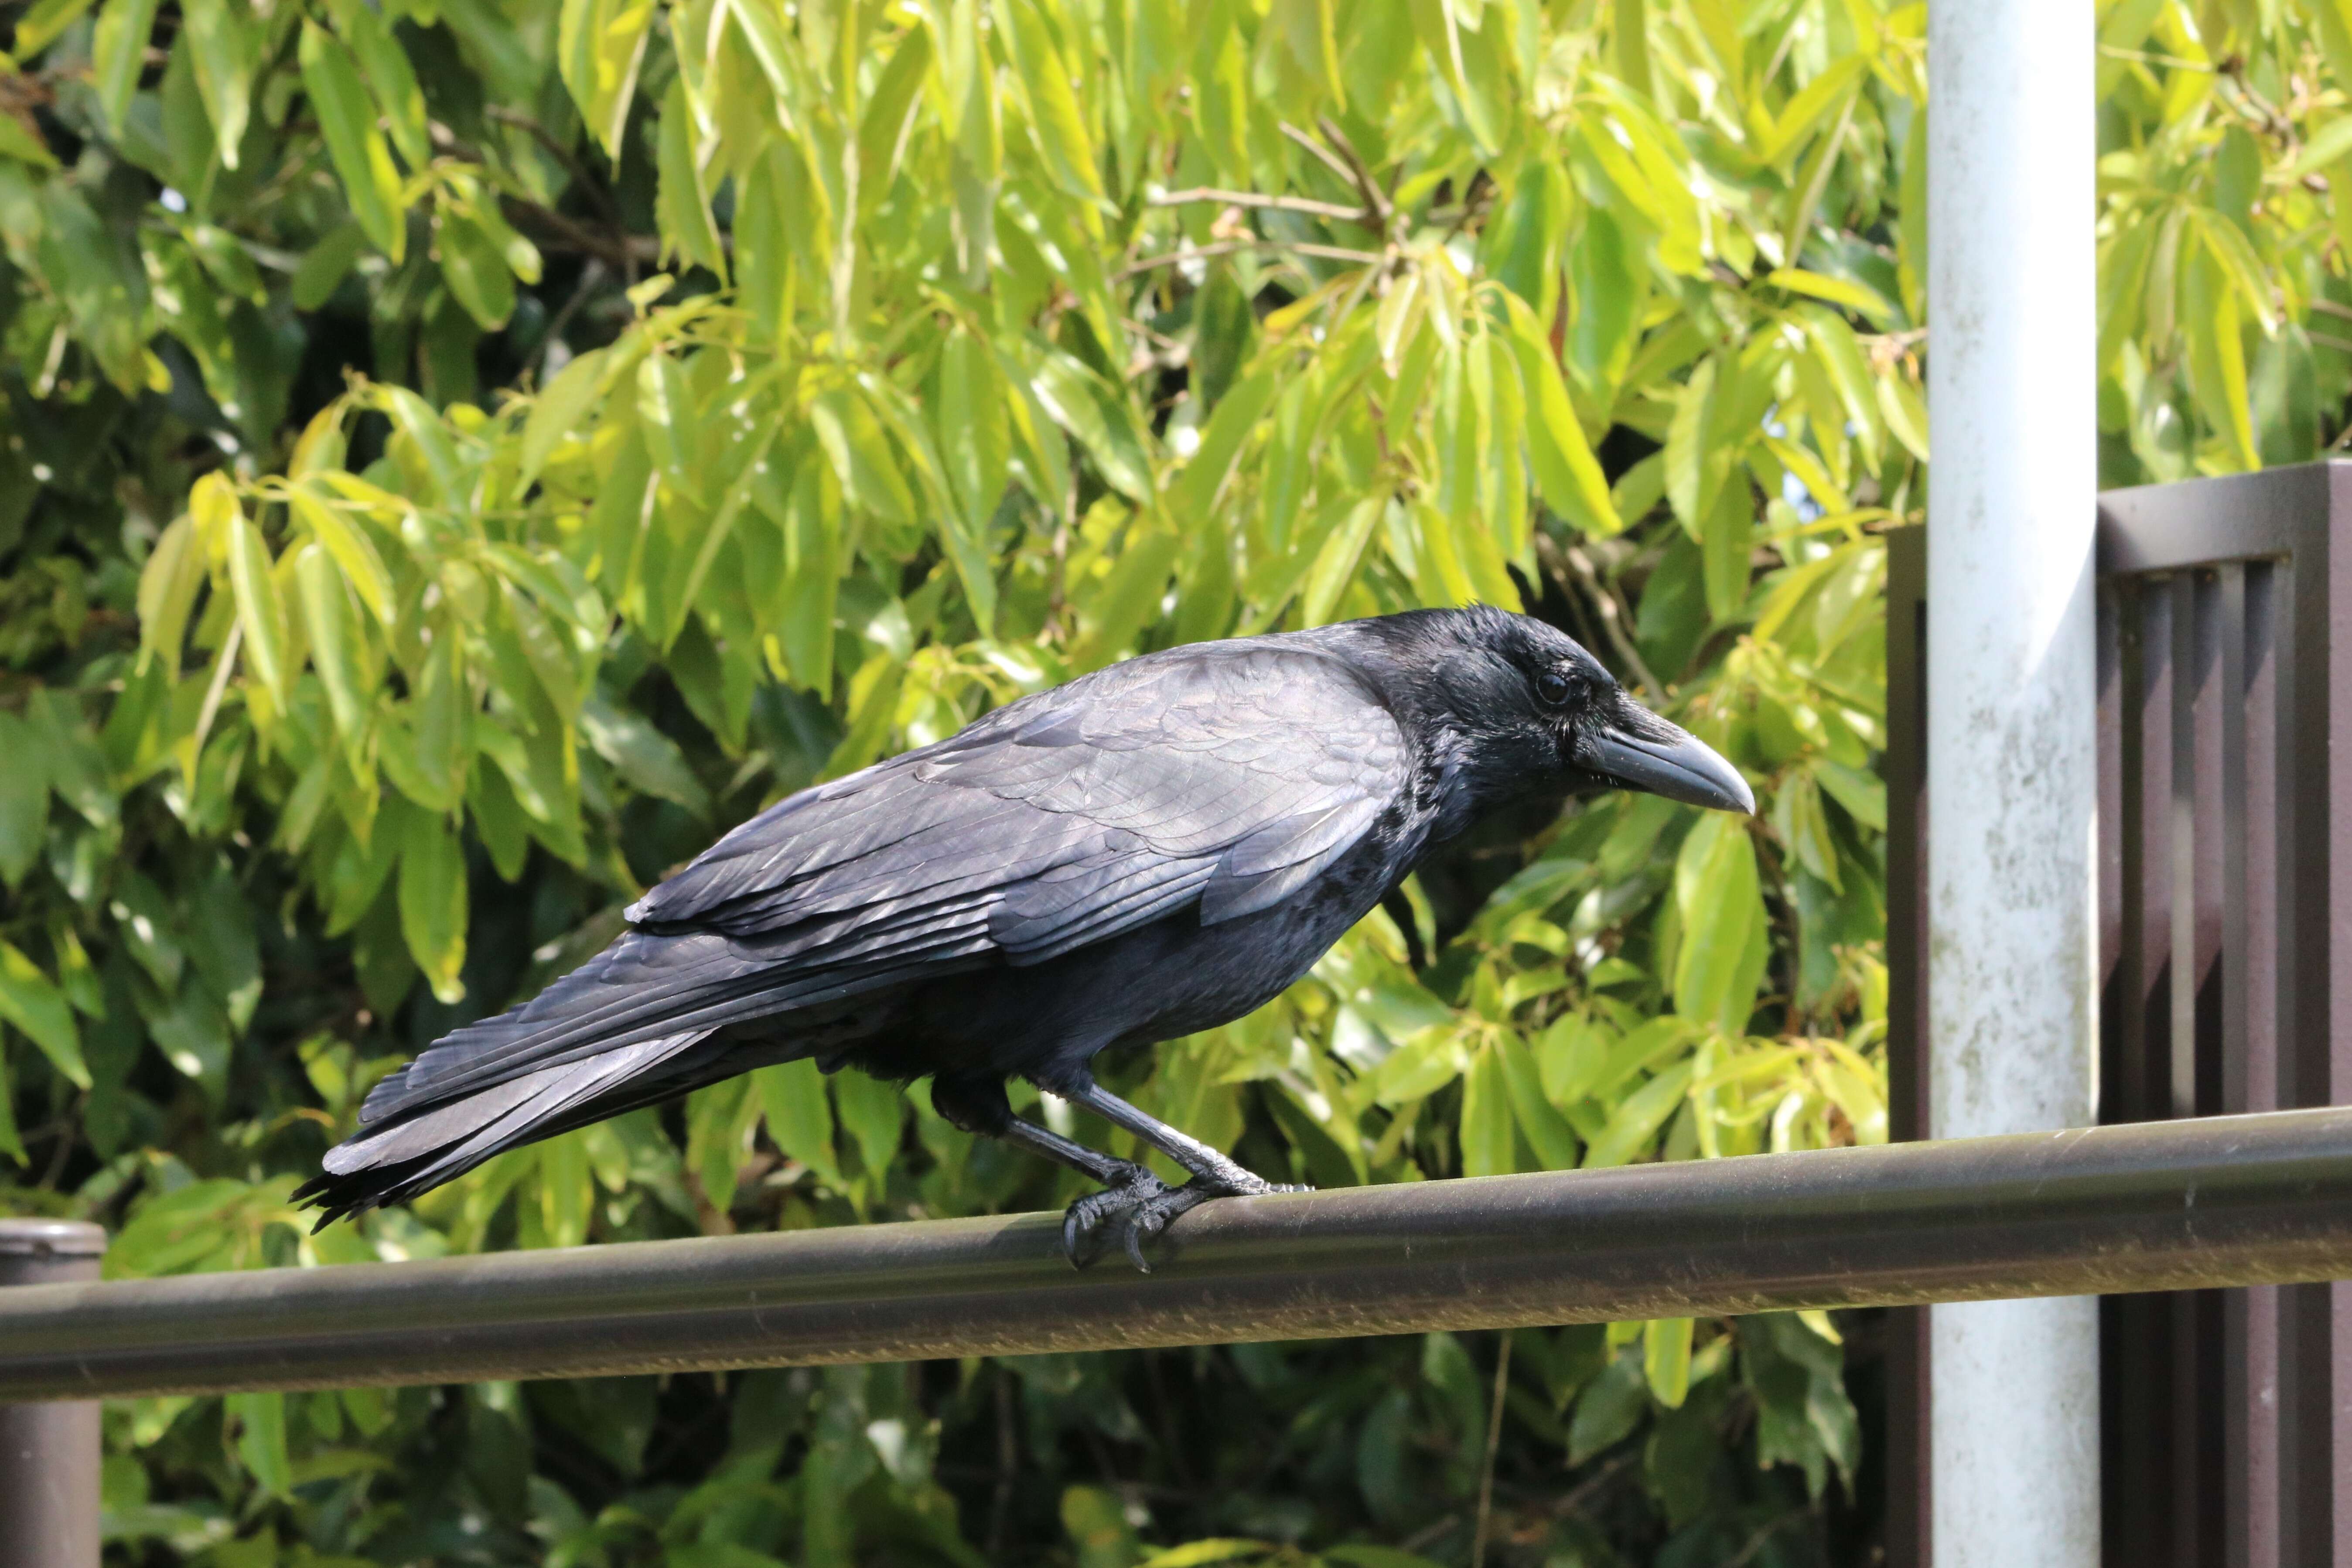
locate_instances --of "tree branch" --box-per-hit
[1277,119,1363,191]
[1540,533,1666,699]
[1147,185,1376,226]
[484,106,624,228]
[1114,238,1384,281]
[1315,115,1396,231]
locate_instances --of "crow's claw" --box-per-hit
[1060,1162,1168,1268]
[1062,1168,1314,1272]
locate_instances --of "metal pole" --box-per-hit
[1926,2,2099,1565]
[0,1107,2349,1402]
[0,1220,106,1568]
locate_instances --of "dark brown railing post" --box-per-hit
[0,1220,106,1568]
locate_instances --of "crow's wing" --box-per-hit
[364,640,1410,1123]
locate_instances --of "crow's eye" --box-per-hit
[1535,670,1573,707]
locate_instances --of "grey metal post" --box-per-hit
[1925,0,2100,1561]
[0,1220,106,1568]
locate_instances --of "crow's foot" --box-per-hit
[1060,1167,1311,1273]
[1060,1162,1167,1268]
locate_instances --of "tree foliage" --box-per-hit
[9,0,2332,1560]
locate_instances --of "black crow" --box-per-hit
[299,606,1752,1267]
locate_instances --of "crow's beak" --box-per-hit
[1581,712,1755,815]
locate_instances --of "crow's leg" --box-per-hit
[1057,1077,1311,1271]
[929,1076,1174,1265]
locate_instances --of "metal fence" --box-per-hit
[1888,460,2352,1566]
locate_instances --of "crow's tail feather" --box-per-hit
[294,1029,720,1227]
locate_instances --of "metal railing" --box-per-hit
[3,1108,2351,1391]
[10,1108,2352,1559]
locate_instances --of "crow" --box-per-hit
[298,606,1753,1267]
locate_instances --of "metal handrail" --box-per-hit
[6,1105,2352,1401]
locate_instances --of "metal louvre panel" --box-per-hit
[1887,461,2352,1565]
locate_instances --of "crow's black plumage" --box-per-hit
[299,607,1753,1266]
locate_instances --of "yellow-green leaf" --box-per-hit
[91,0,163,133]
[1504,297,1622,536]
[288,488,395,624]
[0,940,88,1090]
[300,22,406,261]
[293,544,369,747]
[656,76,729,281]
[1643,1317,1694,1408]
[397,807,468,1005]
[225,515,290,706]
[1671,814,1766,1032]
[182,0,257,166]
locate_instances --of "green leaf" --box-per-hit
[1798,307,1882,472]
[91,0,163,133]
[1642,1317,1694,1409]
[1000,0,1105,205]
[539,1131,593,1247]
[14,0,99,59]
[1072,519,1181,666]
[292,222,369,311]
[135,514,206,673]
[0,713,48,887]
[2184,240,2257,470]
[1699,483,1753,625]
[2195,209,2278,335]
[182,0,258,166]
[758,1058,842,1186]
[0,114,57,171]
[1299,497,1383,627]
[339,3,431,170]
[1459,1040,1517,1178]
[1583,1059,1694,1169]
[631,352,697,505]
[293,544,369,748]
[436,0,540,104]
[404,630,468,818]
[1815,757,1887,832]
[559,0,655,159]
[437,200,519,328]
[1171,366,1279,520]
[288,487,395,624]
[1764,267,1889,318]
[578,694,709,816]
[1496,1032,1579,1169]
[809,385,915,527]
[0,1051,22,1164]
[1671,814,1766,1032]
[1663,355,1714,532]
[0,940,87,1090]
[833,1068,904,1187]
[1756,55,1867,167]
[398,807,468,1004]
[519,347,611,491]
[855,21,933,212]
[1031,348,1154,502]
[2282,113,2352,180]
[687,1076,756,1214]
[938,328,1010,536]
[1135,1540,1272,1568]
[300,22,407,261]
[1503,296,1621,536]
[1567,1350,1648,1463]
[656,76,729,281]
[229,1391,293,1499]
[225,514,290,707]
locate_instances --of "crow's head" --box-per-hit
[1368,606,1754,816]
